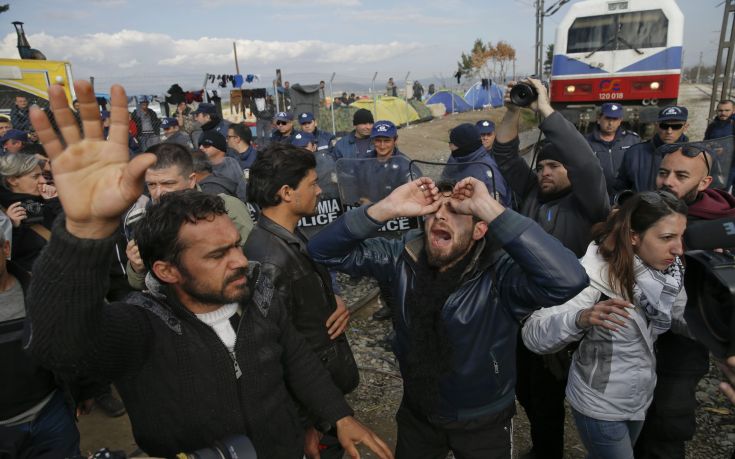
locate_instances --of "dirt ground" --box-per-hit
[76,83,731,458]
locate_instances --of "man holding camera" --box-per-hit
[24,81,393,459]
[635,145,735,458]
[492,79,610,459]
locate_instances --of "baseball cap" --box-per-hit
[601,103,624,119]
[370,120,397,138]
[1,129,28,144]
[476,120,495,134]
[657,106,688,122]
[291,132,316,148]
[275,112,293,122]
[193,103,217,116]
[353,108,374,126]
[298,112,315,124]
[100,110,110,120]
[160,117,178,129]
[198,130,227,152]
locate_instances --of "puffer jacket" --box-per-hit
[308,206,588,419]
[522,243,687,421]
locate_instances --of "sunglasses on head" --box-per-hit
[276,121,289,126]
[658,122,684,131]
[659,142,711,174]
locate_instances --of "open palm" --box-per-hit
[31,81,155,238]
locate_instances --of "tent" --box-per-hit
[464,81,505,109]
[350,96,420,126]
[408,99,434,122]
[425,90,472,113]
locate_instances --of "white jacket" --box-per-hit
[521,243,688,421]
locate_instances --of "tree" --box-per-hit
[491,41,516,83]
[543,44,554,78]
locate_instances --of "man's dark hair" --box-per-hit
[136,190,227,273]
[718,99,735,106]
[191,149,213,174]
[229,123,252,145]
[146,142,194,177]
[247,143,316,208]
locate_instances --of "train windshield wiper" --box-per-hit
[584,34,618,58]
[617,36,644,55]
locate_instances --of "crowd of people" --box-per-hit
[2,76,735,459]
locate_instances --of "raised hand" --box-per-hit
[448,177,505,223]
[367,177,440,222]
[30,81,156,239]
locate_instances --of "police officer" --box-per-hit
[585,102,639,199]
[271,111,296,144]
[298,112,335,153]
[476,119,496,151]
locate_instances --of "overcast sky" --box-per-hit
[0,0,722,94]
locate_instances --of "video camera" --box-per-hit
[681,217,735,359]
[182,435,257,459]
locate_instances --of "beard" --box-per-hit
[425,228,474,269]
[660,184,698,204]
[178,265,251,306]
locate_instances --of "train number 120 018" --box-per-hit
[599,93,624,100]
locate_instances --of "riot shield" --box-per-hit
[408,159,498,201]
[297,151,343,234]
[335,156,417,232]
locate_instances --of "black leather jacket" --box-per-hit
[244,216,358,394]
[309,206,588,420]
[245,216,339,351]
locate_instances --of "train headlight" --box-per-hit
[650,81,660,90]
[566,85,576,93]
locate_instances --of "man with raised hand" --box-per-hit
[25,81,394,459]
[308,175,588,459]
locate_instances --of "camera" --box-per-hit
[20,200,44,225]
[510,82,539,107]
[183,435,257,459]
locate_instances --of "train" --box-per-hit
[549,0,684,134]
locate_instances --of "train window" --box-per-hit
[567,9,668,54]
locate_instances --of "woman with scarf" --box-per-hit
[522,190,689,459]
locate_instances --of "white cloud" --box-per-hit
[0,30,420,92]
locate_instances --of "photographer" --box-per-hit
[635,144,735,459]
[24,81,393,459]
[0,153,61,273]
[492,79,610,459]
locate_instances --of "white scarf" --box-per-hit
[632,255,684,337]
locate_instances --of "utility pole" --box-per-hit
[534,0,544,77]
[696,51,703,84]
[710,0,735,118]
[535,0,570,77]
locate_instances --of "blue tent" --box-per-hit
[426,90,472,113]
[464,81,504,109]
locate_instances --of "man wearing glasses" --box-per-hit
[613,106,689,194]
[271,111,296,144]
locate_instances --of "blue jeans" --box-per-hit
[572,408,643,459]
[0,390,80,458]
